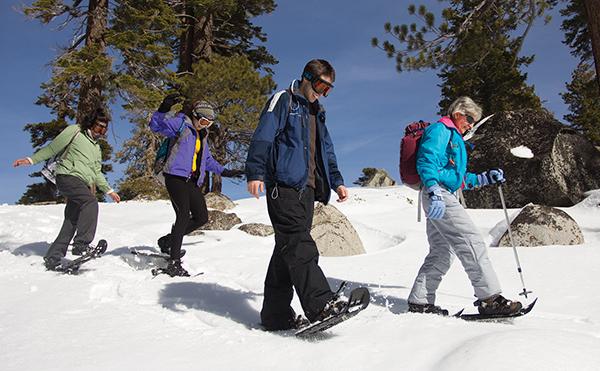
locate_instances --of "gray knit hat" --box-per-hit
[192,100,216,121]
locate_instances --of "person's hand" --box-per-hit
[157,93,182,113]
[108,191,121,203]
[426,184,445,219]
[247,180,264,199]
[13,158,32,167]
[477,168,506,187]
[336,185,348,202]
[221,169,244,178]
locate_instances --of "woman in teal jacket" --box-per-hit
[407,96,522,316]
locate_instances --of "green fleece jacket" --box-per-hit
[29,125,112,193]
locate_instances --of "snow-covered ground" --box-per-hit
[1,186,599,371]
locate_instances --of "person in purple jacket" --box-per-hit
[149,95,242,276]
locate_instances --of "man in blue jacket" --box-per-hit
[246,59,349,330]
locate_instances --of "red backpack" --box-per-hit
[399,120,430,190]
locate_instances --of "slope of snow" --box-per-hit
[1,186,599,371]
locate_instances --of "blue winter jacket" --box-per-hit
[150,111,224,186]
[416,116,479,192]
[245,80,344,203]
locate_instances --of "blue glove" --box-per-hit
[426,184,445,220]
[477,168,506,187]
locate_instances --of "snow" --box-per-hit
[510,145,535,159]
[1,186,600,371]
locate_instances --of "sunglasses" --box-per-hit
[302,71,334,97]
[91,121,108,136]
[465,114,475,125]
[193,115,214,128]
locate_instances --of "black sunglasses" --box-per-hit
[465,115,475,125]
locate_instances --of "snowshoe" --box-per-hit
[72,243,94,256]
[408,303,449,316]
[457,298,537,321]
[55,239,108,274]
[295,287,370,337]
[476,294,523,316]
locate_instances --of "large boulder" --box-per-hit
[238,223,274,237]
[205,192,236,211]
[354,168,396,187]
[463,109,600,208]
[197,210,241,231]
[497,204,584,247]
[310,204,365,257]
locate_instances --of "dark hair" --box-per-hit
[302,59,335,82]
[82,107,111,130]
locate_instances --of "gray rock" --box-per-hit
[198,210,242,231]
[464,109,600,208]
[310,204,366,257]
[498,204,584,247]
[205,192,236,211]
[354,168,396,187]
[238,223,274,237]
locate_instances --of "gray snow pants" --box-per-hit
[408,188,501,304]
[45,175,98,260]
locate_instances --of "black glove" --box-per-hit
[221,169,244,178]
[158,93,181,113]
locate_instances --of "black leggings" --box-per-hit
[164,173,209,260]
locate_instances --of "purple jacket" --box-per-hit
[150,111,224,186]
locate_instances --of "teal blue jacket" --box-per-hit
[416,116,479,192]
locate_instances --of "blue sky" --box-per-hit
[0,1,579,204]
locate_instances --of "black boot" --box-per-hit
[163,259,190,277]
[157,234,172,254]
[476,295,522,315]
[72,244,92,256]
[44,256,61,271]
[314,297,348,322]
[408,303,449,316]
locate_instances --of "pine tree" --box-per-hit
[561,0,600,145]
[562,63,600,144]
[371,0,551,113]
[114,0,277,198]
[19,0,114,204]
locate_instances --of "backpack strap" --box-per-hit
[58,130,81,160]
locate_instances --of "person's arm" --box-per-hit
[149,112,187,138]
[29,125,80,164]
[416,123,452,189]
[245,91,289,182]
[320,124,345,191]
[94,158,120,202]
[463,172,479,190]
[204,147,225,175]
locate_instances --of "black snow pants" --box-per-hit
[164,173,209,260]
[260,185,334,330]
[45,174,98,260]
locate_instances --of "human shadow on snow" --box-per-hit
[11,241,49,257]
[159,282,261,329]
[327,277,409,315]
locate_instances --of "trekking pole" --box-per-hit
[497,184,532,298]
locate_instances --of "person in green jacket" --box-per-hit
[13,108,121,270]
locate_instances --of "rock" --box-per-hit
[463,109,600,208]
[198,210,241,231]
[205,192,236,211]
[310,204,365,256]
[238,223,274,237]
[354,168,396,187]
[497,204,584,247]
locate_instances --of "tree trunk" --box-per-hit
[178,3,213,72]
[76,0,108,125]
[209,125,227,193]
[584,0,600,92]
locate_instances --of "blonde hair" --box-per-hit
[447,96,482,121]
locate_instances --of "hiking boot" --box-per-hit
[44,257,61,271]
[72,244,93,256]
[476,295,523,316]
[408,303,449,316]
[163,259,190,277]
[315,298,348,322]
[158,234,172,254]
